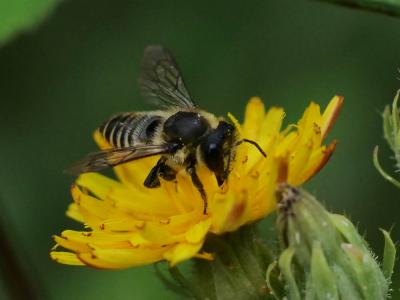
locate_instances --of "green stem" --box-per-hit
[315,0,400,17]
[373,146,400,188]
[0,199,44,300]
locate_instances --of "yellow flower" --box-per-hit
[51,96,343,269]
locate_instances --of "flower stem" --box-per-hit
[315,0,400,17]
[0,199,44,300]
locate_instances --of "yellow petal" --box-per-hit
[243,97,265,140]
[93,130,109,149]
[60,230,134,249]
[211,191,249,233]
[227,112,243,136]
[297,102,322,148]
[110,187,179,217]
[79,247,170,269]
[101,218,147,232]
[297,140,337,184]
[50,251,85,266]
[288,142,313,184]
[246,107,285,170]
[321,96,344,139]
[66,203,84,223]
[53,235,91,252]
[77,173,122,200]
[139,221,183,244]
[71,184,112,221]
[259,107,285,144]
[185,218,212,244]
[275,132,298,158]
[164,242,204,266]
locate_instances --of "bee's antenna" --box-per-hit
[234,139,267,158]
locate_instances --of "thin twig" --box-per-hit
[315,0,400,18]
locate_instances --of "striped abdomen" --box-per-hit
[99,112,163,148]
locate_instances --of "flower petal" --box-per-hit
[78,247,170,269]
[66,203,84,223]
[163,242,204,266]
[243,97,265,140]
[50,251,85,266]
[185,218,212,244]
[321,96,344,139]
[211,191,249,233]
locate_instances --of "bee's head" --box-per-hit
[200,121,236,185]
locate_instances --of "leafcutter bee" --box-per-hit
[68,46,266,213]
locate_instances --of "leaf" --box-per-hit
[0,0,61,45]
[380,229,396,280]
[266,261,286,300]
[278,247,301,300]
[310,241,339,300]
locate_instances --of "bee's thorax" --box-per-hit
[163,111,210,145]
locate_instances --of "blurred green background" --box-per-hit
[0,0,399,299]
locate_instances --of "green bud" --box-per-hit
[382,89,400,167]
[374,89,400,188]
[310,241,339,300]
[275,184,396,300]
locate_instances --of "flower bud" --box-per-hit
[374,90,400,188]
[382,90,400,168]
[274,184,396,300]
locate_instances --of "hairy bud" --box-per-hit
[271,184,396,300]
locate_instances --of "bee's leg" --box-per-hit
[186,161,207,214]
[220,151,233,185]
[158,162,177,181]
[144,163,161,188]
[144,158,176,188]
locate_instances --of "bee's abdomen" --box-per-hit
[99,112,163,147]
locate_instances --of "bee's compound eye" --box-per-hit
[164,112,209,144]
[201,138,224,175]
[200,121,235,176]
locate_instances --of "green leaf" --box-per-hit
[266,261,285,300]
[278,247,301,300]
[380,229,396,280]
[341,243,387,300]
[332,266,363,299]
[330,214,368,250]
[153,263,191,298]
[0,0,61,45]
[310,241,339,300]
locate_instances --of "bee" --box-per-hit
[68,46,266,213]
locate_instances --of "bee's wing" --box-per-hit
[66,144,177,175]
[139,45,196,109]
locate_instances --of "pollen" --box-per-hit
[50,95,343,269]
